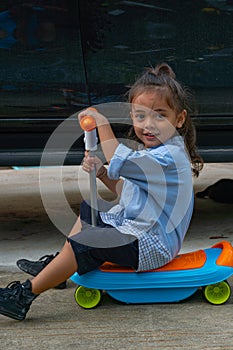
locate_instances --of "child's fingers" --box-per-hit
[82,162,93,173]
[78,107,97,123]
[82,153,100,173]
[78,107,107,128]
[82,157,94,173]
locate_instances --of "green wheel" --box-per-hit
[74,286,102,309]
[203,281,231,305]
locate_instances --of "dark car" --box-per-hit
[0,0,232,166]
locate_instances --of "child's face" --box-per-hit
[131,90,186,148]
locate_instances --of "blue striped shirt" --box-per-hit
[100,136,194,271]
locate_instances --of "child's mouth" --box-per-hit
[144,133,157,139]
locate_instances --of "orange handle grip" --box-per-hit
[80,108,97,131]
[80,116,96,131]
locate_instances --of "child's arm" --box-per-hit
[78,108,119,164]
[97,165,123,195]
[82,151,123,195]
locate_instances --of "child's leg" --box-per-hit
[0,241,77,321]
[68,216,82,237]
[31,241,77,295]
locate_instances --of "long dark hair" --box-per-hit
[127,63,203,177]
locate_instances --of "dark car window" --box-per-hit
[81,0,233,115]
[0,0,232,165]
[1,0,233,116]
[0,0,88,119]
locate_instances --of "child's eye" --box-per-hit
[155,114,165,121]
[135,113,145,121]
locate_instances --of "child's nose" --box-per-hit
[144,118,158,132]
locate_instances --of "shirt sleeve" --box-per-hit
[108,143,169,191]
[108,144,133,179]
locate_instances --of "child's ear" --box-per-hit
[177,109,187,128]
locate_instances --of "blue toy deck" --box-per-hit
[71,246,233,304]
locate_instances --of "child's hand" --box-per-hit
[79,107,118,165]
[78,107,108,128]
[82,151,106,178]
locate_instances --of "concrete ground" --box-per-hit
[0,164,233,349]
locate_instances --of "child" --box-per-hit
[0,63,203,320]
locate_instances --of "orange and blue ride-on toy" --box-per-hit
[71,241,233,308]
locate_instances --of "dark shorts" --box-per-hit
[68,200,138,275]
